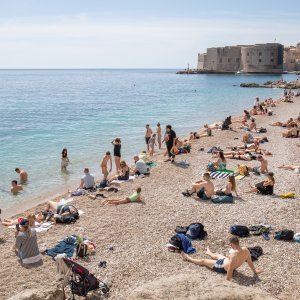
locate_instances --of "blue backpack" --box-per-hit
[212,195,234,204]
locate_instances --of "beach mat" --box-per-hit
[210,171,230,179]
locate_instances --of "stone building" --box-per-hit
[284,42,300,71]
[198,43,284,73]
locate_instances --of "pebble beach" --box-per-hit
[0,93,299,300]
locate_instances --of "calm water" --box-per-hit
[0,69,295,216]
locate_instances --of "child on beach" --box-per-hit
[148,133,157,157]
[61,148,71,171]
[101,151,112,180]
[101,187,142,205]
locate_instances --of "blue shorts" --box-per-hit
[212,258,227,274]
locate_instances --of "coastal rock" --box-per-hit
[240,83,261,88]
[8,286,64,300]
[127,273,276,300]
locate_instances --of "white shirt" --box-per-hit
[82,173,95,188]
[135,159,148,174]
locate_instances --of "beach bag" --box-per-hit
[212,195,234,204]
[248,246,263,261]
[230,225,249,237]
[274,230,294,241]
[207,163,216,172]
[77,243,88,258]
[186,223,207,240]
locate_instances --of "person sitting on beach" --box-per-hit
[246,172,275,195]
[79,168,95,189]
[199,124,212,138]
[108,160,130,182]
[15,168,28,183]
[282,124,299,138]
[2,213,41,227]
[215,174,238,197]
[11,180,23,194]
[101,187,142,206]
[101,151,112,180]
[250,106,258,115]
[61,148,71,172]
[15,219,42,265]
[182,173,214,200]
[255,155,268,174]
[148,133,157,157]
[249,119,257,132]
[213,151,227,170]
[221,116,232,130]
[132,156,149,176]
[181,237,263,281]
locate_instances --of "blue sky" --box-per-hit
[0,0,299,68]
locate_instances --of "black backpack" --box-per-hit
[230,225,250,237]
[248,246,263,261]
[274,230,294,241]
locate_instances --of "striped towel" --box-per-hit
[210,171,230,179]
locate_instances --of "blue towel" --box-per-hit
[177,233,196,254]
[45,240,76,257]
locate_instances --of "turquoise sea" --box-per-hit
[0,69,296,216]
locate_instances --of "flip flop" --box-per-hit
[262,232,270,241]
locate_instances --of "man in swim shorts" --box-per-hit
[181,236,263,281]
[145,124,152,152]
[11,180,23,194]
[15,168,28,183]
[101,151,112,180]
[182,173,214,200]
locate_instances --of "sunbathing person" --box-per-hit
[219,148,272,156]
[45,201,77,218]
[2,213,41,227]
[199,124,212,138]
[278,165,300,171]
[182,173,214,200]
[108,160,130,182]
[242,132,268,144]
[215,174,238,197]
[271,118,294,127]
[213,151,227,170]
[221,151,257,161]
[282,124,299,138]
[181,237,263,281]
[101,187,142,205]
[246,172,275,195]
[189,132,200,141]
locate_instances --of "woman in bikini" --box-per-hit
[61,148,71,171]
[213,151,227,170]
[215,174,238,197]
[108,160,130,183]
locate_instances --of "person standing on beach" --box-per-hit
[145,124,152,152]
[61,148,71,171]
[164,125,176,163]
[101,151,112,180]
[15,168,28,183]
[11,180,23,194]
[112,138,122,171]
[156,123,162,149]
[149,133,157,157]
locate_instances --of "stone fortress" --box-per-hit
[197,42,300,73]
